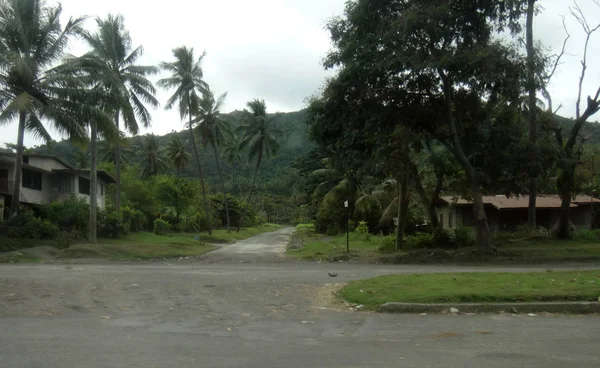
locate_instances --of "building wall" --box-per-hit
[26,156,70,171]
[74,173,106,210]
[20,171,52,205]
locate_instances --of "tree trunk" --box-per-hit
[526,0,538,228]
[114,111,122,210]
[89,121,98,243]
[237,162,260,232]
[10,111,27,216]
[395,174,409,251]
[211,140,231,232]
[556,164,575,239]
[410,162,439,230]
[187,96,212,235]
[439,69,492,251]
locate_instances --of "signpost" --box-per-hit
[344,200,349,254]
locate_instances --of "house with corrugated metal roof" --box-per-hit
[436,195,600,231]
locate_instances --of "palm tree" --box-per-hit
[165,135,192,172]
[98,136,133,164]
[236,99,280,231]
[222,130,244,194]
[195,88,232,231]
[0,0,114,215]
[157,46,213,234]
[78,14,159,210]
[135,135,167,179]
[74,150,90,169]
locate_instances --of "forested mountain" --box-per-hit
[32,109,311,198]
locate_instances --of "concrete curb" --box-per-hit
[380,301,600,314]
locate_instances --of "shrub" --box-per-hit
[453,227,475,248]
[574,229,600,243]
[404,232,435,250]
[153,218,171,235]
[378,234,398,253]
[355,220,369,234]
[7,210,59,239]
[97,210,124,238]
[46,196,89,234]
[432,228,453,248]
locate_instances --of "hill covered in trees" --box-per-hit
[31,109,311,199]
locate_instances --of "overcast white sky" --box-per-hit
[3,0,600,148]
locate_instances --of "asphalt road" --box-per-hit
[1,227,599,367]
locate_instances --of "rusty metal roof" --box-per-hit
[440,195,600,210]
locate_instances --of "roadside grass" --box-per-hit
[287,225,600,263]
[340,271,600,309]
[0,223,283,262]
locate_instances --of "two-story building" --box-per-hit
[0,152,115,219]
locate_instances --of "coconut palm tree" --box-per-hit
[165,135,192,172]
[98,136,133,164]
[236,99,280,231]
[157,46,213,234]
[135,135,167,179]
[0,0,114,215]
[74,150,91,169]
[195,88,232,230]
[222,130,244,194]
[77,14,159,210]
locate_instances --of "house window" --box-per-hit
[79,177,90,195]
[22,169,42,191]
[439,213,444,229]
[448,211,454,229]
[22,156,29,164]
[100,184,104,196]
[58,177,72,193]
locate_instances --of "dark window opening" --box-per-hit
[79,177,90,195]
[100,184,104,196]
[22,169,42,191]
[22,156,29,164]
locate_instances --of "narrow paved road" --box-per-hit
[1,228,599,367]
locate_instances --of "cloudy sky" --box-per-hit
[2,0,600,148]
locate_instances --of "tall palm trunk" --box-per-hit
[395,174,409,251]
[89,120,98,243]
[114,111,122,210]
[9,111,27,215]
[211,139,231,232]
[188,96,212,235]
[526,0,538,227]
[237,159,261,232]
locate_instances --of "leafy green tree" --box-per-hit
[165,136,192,172]
[135,135,167,179]
[74,150,90,169]
[98,136,133,165]
[158,47,213,234]
[321,0,528,250]
[78,14,159,210]
[236,99,281,231]
[0,0,114,215]
[195,88,232,230]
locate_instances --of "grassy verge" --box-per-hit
[286,225,600,264]
[340,270,600,309]
[0,223,283,262]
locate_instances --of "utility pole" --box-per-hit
[344,200,349,254]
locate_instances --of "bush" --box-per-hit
[46,196,89,234]
[153,218,171,235]
[355,220,369,234]
[378,234,398,253]
[97,210,125,238]
[432,228,453,248]
[574,229,600,243]
[7,210,59,239]
[453,227,475,248]
[404,232,435,250]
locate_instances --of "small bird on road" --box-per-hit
[328,272,338,277]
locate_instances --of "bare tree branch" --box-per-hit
[543,16,571,82]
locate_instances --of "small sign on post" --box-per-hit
[344,200,349,208]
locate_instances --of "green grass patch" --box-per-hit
[340,270,600,309]
[61,232,216,260]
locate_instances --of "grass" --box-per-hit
[340,270,600,309]
[286,226,391,261]
[287,225,600,264]
[0,223,283,262]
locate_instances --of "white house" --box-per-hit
[0,152,115,217]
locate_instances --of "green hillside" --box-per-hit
[32,109,311,198]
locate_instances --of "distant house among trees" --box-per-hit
[437,195,600,232]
